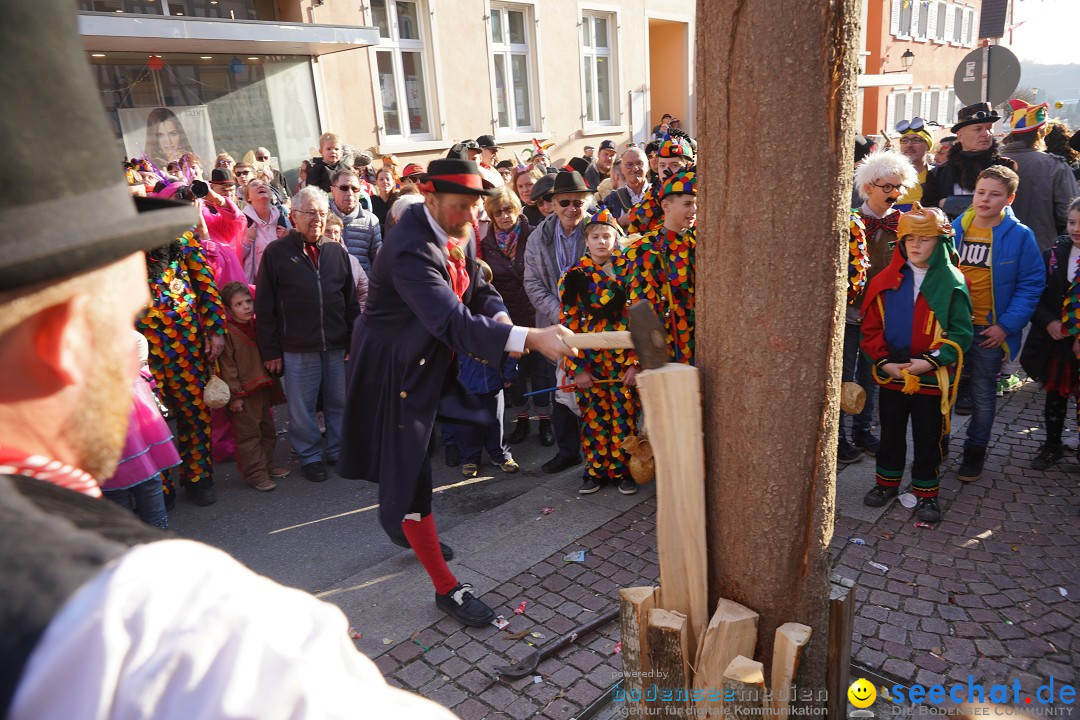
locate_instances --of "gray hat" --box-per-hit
[0,0,195,291]
[530,174,556,203]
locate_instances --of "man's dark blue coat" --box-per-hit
[338,202,511,536]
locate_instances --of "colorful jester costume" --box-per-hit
[559,241,638,482]
[626,135,694,235]
[136,228,226,496]
[616,168,697,365]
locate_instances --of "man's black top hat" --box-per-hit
[952,102,1001,133]
[462,139,481,150]
[446,143,469,160]
[476,135,500,150]
[418,159,497,197]
[552,169,592,195]
[564,157,591,178]
[0,0,195,291]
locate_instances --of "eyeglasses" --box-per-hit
[216,159,233,166]
[335,185,361,193]
[256,154,270,161]
[493,207,516,216]
[871,181,904,194]
[899,137,928,145]
[295,209,329,219]
[895,117,926,134]
[558,199,586,208]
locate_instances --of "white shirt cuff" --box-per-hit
[505,325,528,353]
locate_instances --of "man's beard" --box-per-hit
[61,335,134,480]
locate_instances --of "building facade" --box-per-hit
[81,0,695,183]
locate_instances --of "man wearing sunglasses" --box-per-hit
[329,169,381,275]
[923,103,1017,219]
[894,118,935,210]
[524,168,597,474]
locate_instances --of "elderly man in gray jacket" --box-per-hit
[523,168,596,475]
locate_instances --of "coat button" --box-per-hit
[419,358,426,365]
[481,359,489,365]
[400,391,407,398]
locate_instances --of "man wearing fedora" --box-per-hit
[524,168,597,474]
[923,102,1018,220]
[476,134,505,187]
[0,1,459,715]
[337,159,573,627]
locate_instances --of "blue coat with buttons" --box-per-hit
[337,202,512,537]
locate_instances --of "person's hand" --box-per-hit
[978,324,1007,349]
[205,334,224,361]
[265,358,283,375]
[906,359,933,376]
[229,398,244,413]
[206,189,225,208]
[524,325,575,362]
[574,371,594,390]
[623,365,639,387]
[1047,319,1066,341]
[275,224,289,239]
[882,362,908,380]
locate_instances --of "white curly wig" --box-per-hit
[854,150,919,201]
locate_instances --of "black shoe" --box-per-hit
[444,444,461,467]
[957,446,986,483]
[852,432,881,457]
[915,496,942,523]
[508,417,530,444]
[863,485,898,507]
[435,582,496,627]
[837,440,863,465]
[301,462,328,483]
[390,534,455,561]
[579,477,602,494]
[542,453,582,474]
[538,418,555,447]
[954,399,973,416]
[617,477,639,495]
[185,483,217,507]
[1031,443,1064,471]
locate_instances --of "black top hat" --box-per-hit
[854,134,876,163]
[0,1,195,291]
[445,143,469,160]
[418,159,497,196]
[476,135,500,150]
[599,139,616,152]
[552,170,593,195]
[952,102,1001,133]
[564,157,591,177]
[530,174,556,203]
[210,167,236,185]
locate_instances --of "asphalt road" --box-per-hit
[168,418,574,595]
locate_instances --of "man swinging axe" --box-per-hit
[338,159,576,626]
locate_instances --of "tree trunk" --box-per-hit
[695,0,861,697]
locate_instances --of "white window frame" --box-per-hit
[911,89,923,120]
[951,3,964,44]
[964,6,976,46]
[579,7,619,128]
[367,0,439,145]
[487,2,539,134]
[892,0,914,39]
[934,0,947,42]
[912,0,928,41]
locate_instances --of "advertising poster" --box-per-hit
[117,105,217,171]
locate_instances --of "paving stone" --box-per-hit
[504,697,540,720]
[395,660,437,690]
[883,658,916,678]
[454,698,492,720]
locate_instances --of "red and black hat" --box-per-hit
[417,159,498,196]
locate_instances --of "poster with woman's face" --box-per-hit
[117,105,216,173]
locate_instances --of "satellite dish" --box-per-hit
[953,45,1021,107]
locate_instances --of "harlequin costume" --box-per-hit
[859,204,973,522]
[616,168,697,365]
[136,227,227,506]
[625,135,694,235]
[560,208,639,489]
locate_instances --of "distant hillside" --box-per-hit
[1018,62,1080,103]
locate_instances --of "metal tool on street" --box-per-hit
[493,606,619,679]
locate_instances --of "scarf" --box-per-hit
[0,447,101,497]
[447,235,470,301]
[495,224,521,261]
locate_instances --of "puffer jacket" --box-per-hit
[479,216,535,327]
[330,199,382,274]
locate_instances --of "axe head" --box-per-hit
[628,301,669,370]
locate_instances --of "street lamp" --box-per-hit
[882,49,915,74]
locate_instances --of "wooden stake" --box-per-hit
[618,586,658,715]
[637,363,708,661]
[826,577,856,720]
[722,655,766,715]
[693,597,759,715]
[645,608,691,718]
[769,622,812,717]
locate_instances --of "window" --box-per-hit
[915,0,930,39]
[489,3,536,132]
[371,0,433,139]
[952,5,963,43]
[928,90,940,125]
[935,1,947,41]
[964,7,975,45]
[886,91,908,131]
[78,0,269,19]
[581,11,616,125]
[911,90,923,120]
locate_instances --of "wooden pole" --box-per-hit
[721,655,766,715]
[695,0,861,699]
[618,586,658,715]
[645,609,692,718]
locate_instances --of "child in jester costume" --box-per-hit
[560,207,640,495]
[137,226,227,507]
[616,167,697,365]
[625,135,694,235]
[860,203,973,523]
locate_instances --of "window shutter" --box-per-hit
[912,91,923,119]
[885,93,897,132]
[912,0,923,39]
[891,0,902,36]
[966,7,975,45]
[945,3,955,44]
[927,2,937,42]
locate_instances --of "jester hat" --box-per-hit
[1006,99,1049,134]
[584,206,624,236]
[657,134,695,161]
[659,167,696,200]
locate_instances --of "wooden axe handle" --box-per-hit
[562,331,633,350]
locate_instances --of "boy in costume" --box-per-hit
[860,203,973,522]
[625,135,694,235]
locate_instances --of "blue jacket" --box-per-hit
[457,355,517,396]
[952,206,1045,360]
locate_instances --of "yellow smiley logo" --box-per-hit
[848,678,877,709]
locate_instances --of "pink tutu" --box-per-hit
[102,373,181,491]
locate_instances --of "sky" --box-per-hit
[1008,0,1080,66]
